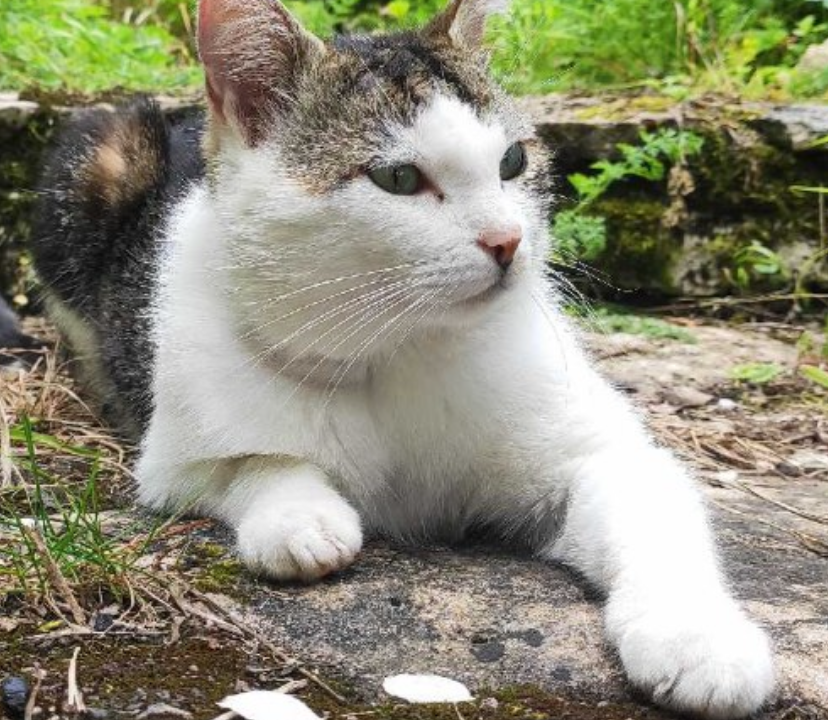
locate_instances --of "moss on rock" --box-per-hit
[590,197,680,293]
[0,108,58,306]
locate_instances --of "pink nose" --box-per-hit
[477,225,522,270]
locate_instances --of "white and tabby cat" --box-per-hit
[32,0,775,715]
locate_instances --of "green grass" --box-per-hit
[2,0,827,99]
[571,305,697,343]
[0,417,157,606]
[800,364,828,389]
[729,362,785,384]
[488,0,828,98]
[0,0,199,94]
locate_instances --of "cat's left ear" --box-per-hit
[198,0,325,145]
[426,0,509,49]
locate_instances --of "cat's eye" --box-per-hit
[500,142,527,181]
[368,164,424,195]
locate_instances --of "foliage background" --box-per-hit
[1,0,827,98]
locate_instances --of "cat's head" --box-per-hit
[198,0,550,365]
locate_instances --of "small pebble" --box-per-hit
[85,708,113,720]
[137,703,193,720]
[776,460,802,477]
[1,676,30,719]
[716,398,738,411]
[92,612,115,632]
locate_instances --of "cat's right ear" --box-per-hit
[198,0,325,146]
[427,0,510,49]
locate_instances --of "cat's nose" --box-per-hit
[477,225,522,270]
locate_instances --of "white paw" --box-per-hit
[236,498,363,582]
[608,599,775,718]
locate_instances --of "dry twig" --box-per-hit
[24,666,45,720]
[19,522,87,627]
[65,647,87,715]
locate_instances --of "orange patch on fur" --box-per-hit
[83,115,163,206]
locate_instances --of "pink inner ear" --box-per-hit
[198,0,232,122]
[196,0,320,145]
[197,0,231,68]
[197,0,280,143]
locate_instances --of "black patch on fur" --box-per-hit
[333,31,481,107]
[31,97,205,436]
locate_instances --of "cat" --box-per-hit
[31,0,775,716]
[0,295,44,367]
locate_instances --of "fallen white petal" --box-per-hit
[382,674,473,703]
[218,691,321,720]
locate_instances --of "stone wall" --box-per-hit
[1,92,827,306]
[524,95,828,297]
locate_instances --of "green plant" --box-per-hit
[551,212,607,263]
[729,241,788,290]
[570,130,705,206]
[0,417,159,604]
[586,307,697,343]
[551,129,704,263]
[796,323,828,362]
[790,165,828,299]
[729,362,785,384]
[796,317,828,390]
[0,0,200,94]
[488,0,828,98]
[800,364,828,389]
[4,0,828,99]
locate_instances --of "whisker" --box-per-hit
[384,286,448,368]
[276,283,423,407]
[324,287,440,406]
[241,274,412,348]
[530,286,570,378]
[224,262,418,310]
[547,273,602,328]
[264,282,415,379]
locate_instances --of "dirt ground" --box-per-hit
[1,314,826,720]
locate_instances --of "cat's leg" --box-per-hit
[136,451,363,581]
[222,460,363,581]
[529,397,775,717]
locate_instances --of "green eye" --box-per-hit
[368,164,423,195]
[500,142,527,181]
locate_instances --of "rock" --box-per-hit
[0,93,39,131]
[239,486,828,716]
[523,94,828,296]
[136,703,193,720]
[797,39,828,74]
[661,385,713,409]
[90,611,116,633]
[84,707,113,720]
[1,676,29,719]
[790,449,828,473]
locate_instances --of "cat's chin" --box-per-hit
[451,270,524,312]
[422,279,516,332]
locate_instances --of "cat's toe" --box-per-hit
[610,602,775,718]
[236,500,363,581]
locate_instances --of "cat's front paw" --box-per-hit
[608,600,774,719]
[236,497,363,582]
